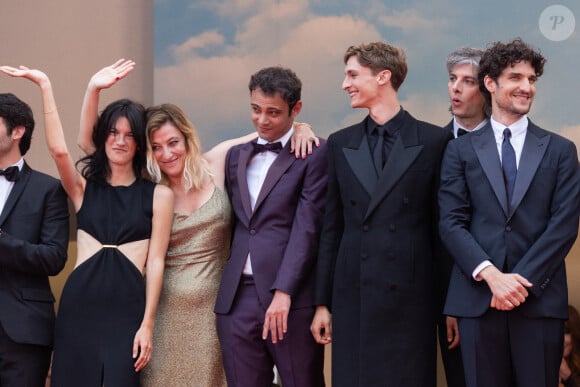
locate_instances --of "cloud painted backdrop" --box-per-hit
[154,0,580,149]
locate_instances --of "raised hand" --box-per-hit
[0,65,50,87]
[88,59,135,91]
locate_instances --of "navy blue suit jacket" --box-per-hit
[440,121,580,319]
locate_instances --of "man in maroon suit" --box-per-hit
[215,66,327,387]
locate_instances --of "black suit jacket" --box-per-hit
[0,162,69,346]
[315,110,452,386]
[440,121,580,319]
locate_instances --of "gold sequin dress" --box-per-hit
[141,187,231,387]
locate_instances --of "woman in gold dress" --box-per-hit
[79,60,317,386]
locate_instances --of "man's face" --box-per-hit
[342,56,380,109]
[485,60,537,121]
[448,63,486,122]
[0,117,20,159]
[250,88,301,142]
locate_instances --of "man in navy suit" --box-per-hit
[0,93,69,386]
[215,67,327,387]
[439,38,580,387]
[437,46,489,387]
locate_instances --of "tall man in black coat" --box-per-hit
[311,41,452,386]
[439,38,580,387]
[0,93,69,386]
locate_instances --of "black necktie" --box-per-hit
[457,128,469,137]
[372,125,386,175]
[252,141,282,155]
[0,166,19,182]
[502,128,517,204]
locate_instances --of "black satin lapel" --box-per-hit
[0,166,31,226]
[365,138,422,219]
[343,135,377,196]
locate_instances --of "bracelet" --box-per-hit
[44,109,57,115]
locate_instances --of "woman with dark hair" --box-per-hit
[561,305,580,387]
[78,60,318,386]
[0,64,174,386]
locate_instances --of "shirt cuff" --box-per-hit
[472,260,493,280]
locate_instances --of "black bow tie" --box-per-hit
[457,128,469,137]
[252,141,283,154]
[0,166,20,182]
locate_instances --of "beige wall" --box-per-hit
[2,2,580,386]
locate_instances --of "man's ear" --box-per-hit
[291,100,303,117]
[483,75,496,94]
[10,125,25,141]
[376,69,391,85]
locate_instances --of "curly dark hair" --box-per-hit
[76,99,146,185]
[478,38,546,106]
[0,93,35,156]
[248,67,302,114]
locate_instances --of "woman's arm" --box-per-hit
[132,184,174,372]
[0,65,85,209]
[79,59,135,154]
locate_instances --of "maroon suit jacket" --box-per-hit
[214,138,327,314]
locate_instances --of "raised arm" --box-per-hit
[0,65,84,209]
[79,59,135,154]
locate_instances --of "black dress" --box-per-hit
[51,179,155,387]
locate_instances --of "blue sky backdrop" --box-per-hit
[154,0,580,149]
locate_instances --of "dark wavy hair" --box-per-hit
[478,38,546,106]
[248,66,302,114]
[0,93,35,156]
[76,99,146,184]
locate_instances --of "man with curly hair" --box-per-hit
[439,38,580,387]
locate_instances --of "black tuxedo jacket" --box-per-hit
[0,162,69,346]
[440,121,580,319]
[315,110,452,386]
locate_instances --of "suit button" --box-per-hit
[403,197,409,204]
[361,253,368,260]
[250,229,256,235]
[506,226,511,232]
[363,225,369,231]
[389,224,395,232]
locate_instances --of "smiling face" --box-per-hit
[150,122,187,179]
[250,87,301,142]
[448,63,486,126]
[105,116,137,167]
[485,60,537,124]
[342,56,380,109]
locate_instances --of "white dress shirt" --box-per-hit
[0,158,24,215]
[472,116,528,279]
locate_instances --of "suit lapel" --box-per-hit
[253,142,295,213]
[342,124,377,196]
[472,124,509,215]
[509,122,549,217]
[0,163,31,227]
[235,143,254,222]
[365,116,423,219]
